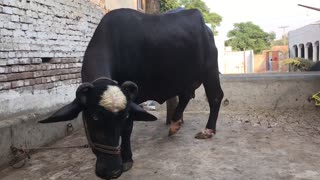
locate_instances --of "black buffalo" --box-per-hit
[40,8,224,179]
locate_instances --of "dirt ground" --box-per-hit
[1,111,320,180]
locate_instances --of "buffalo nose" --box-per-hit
[111,169,122,179]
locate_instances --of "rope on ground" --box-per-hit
[8,123,86,169]
[9,144,90,169]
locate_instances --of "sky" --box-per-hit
[203,0,320,40]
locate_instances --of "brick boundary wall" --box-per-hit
[0,0,106,119]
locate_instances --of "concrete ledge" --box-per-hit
[0,85,82,168]
[0,85,78,120]
[157,72,320,112]
[220,72,320,111]
[0,108,83,169]
[222,72,320,81]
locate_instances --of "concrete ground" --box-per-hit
[1,111,320,180]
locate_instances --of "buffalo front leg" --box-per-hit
[195,71,224,139]
[168,94,190,136]
[121,119,133,172]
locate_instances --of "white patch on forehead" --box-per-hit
[99,86,127,113]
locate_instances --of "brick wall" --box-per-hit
[0,0,106,119]
[0,0,105,93]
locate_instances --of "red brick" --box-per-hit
[33,83,54,90]
[69,68,81,73]
[18,66,26,72]
[24,79,31,86]
[56,64,63,69]
[51,76,60,82]
[0,67,11,74]
[0,75,7,82]
[31,58,42,64]
[60,74,67,80]
[29,79,36,85]
[69,74,74,79]
[41,65,47,70]
[25,65,37,71]
[24,72,33,78]
[7,72,33,81]
[11,66,20,73]
[7,73,22,81]
[36,65,43,71]
[42,71,50,77]
[61,69,69,74]
[33,84,47,90]
[33,71,43,77]
[35,78,42,84]
[47,64,56,70]
[11,80,24,88]
[51,58,62,63]
[61,58,78,63]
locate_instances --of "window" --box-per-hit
[137,0,145,11]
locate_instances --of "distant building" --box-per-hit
[288,20,320,62]
[223,49,254,74]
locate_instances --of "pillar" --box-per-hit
[305,46,309,59]
[313,45,318,62]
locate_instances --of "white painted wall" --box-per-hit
[214,35,226,74]
[288,21,320,61]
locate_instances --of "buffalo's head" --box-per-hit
[39,78,157,179]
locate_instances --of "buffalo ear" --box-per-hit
[39,100,82,123]
[76,82,94,105]
[121,81,138,100]
[129,102,157,121]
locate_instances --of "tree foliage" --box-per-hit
[180,0,222,35]
[160,0,180,13]
[159,0,222,35]
[225,22,276,54]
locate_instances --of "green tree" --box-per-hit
[159,0,222,35]
[160,0,180,13]
[180,0,222,35]
[225,22,276,54]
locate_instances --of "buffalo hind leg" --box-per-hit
[168,94,190,136]
[195,71,223,139]
[166,97,184,125]
[121,119,133,172]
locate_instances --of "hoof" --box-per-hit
[122,162,133,172]
[168,120,182,136]
[195,129,215,139]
